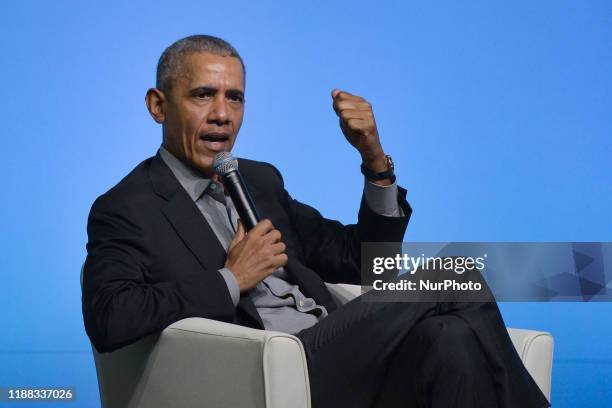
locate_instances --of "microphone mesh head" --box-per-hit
[213,152,238,176]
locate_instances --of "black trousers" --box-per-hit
[296,296,550,408]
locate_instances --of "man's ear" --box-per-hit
[145,88,166,124]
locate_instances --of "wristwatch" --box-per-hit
[360,155,396,183]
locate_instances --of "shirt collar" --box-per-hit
[159,146,212,202]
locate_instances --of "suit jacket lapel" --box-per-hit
[149,153,264,328]
[161,191,227,272]
[149,153,226,272]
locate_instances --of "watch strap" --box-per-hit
[360,155,396,183]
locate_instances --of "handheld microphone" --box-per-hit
[213,152,260,231]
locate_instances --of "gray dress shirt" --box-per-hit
[159,147,402,334]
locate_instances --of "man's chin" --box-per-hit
[191,144,234,176]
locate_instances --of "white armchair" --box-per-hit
[91,284,553,408]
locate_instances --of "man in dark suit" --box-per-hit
[83,35,549,407]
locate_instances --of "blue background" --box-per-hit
[1,0,611,406]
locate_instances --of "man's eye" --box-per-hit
[229,95,244,103]
[195,92,213,99]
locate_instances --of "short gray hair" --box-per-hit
[156,34,246,92]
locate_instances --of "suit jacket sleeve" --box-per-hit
[82,194,236,353]
[268,164,412,285]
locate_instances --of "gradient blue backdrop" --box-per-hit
[1,1,611,406]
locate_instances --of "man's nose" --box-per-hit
[208,95,230,125]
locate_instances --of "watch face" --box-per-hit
[386,155,394,171]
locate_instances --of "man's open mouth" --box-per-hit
[200,133,230,142]
[199,133,230,152]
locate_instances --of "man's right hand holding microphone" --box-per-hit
[224,219,288,292]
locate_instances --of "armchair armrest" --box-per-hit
[507,328,554,401]
[93,318,310,408]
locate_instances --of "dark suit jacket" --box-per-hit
[82,153,412,352]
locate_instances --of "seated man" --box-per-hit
[82,35,549,408]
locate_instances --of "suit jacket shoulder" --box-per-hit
[90,157,164,216]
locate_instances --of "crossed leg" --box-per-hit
[296,296,549,408]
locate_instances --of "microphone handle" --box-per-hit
[221,170,260,231]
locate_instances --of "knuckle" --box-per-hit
[269,256,279,267]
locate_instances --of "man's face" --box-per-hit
[162,52,245,176]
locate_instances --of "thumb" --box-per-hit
[229,219,246,250]
[331,88,342,99]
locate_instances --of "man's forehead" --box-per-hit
[180,52,244,87]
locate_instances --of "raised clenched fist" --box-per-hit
[332,89,390,183]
